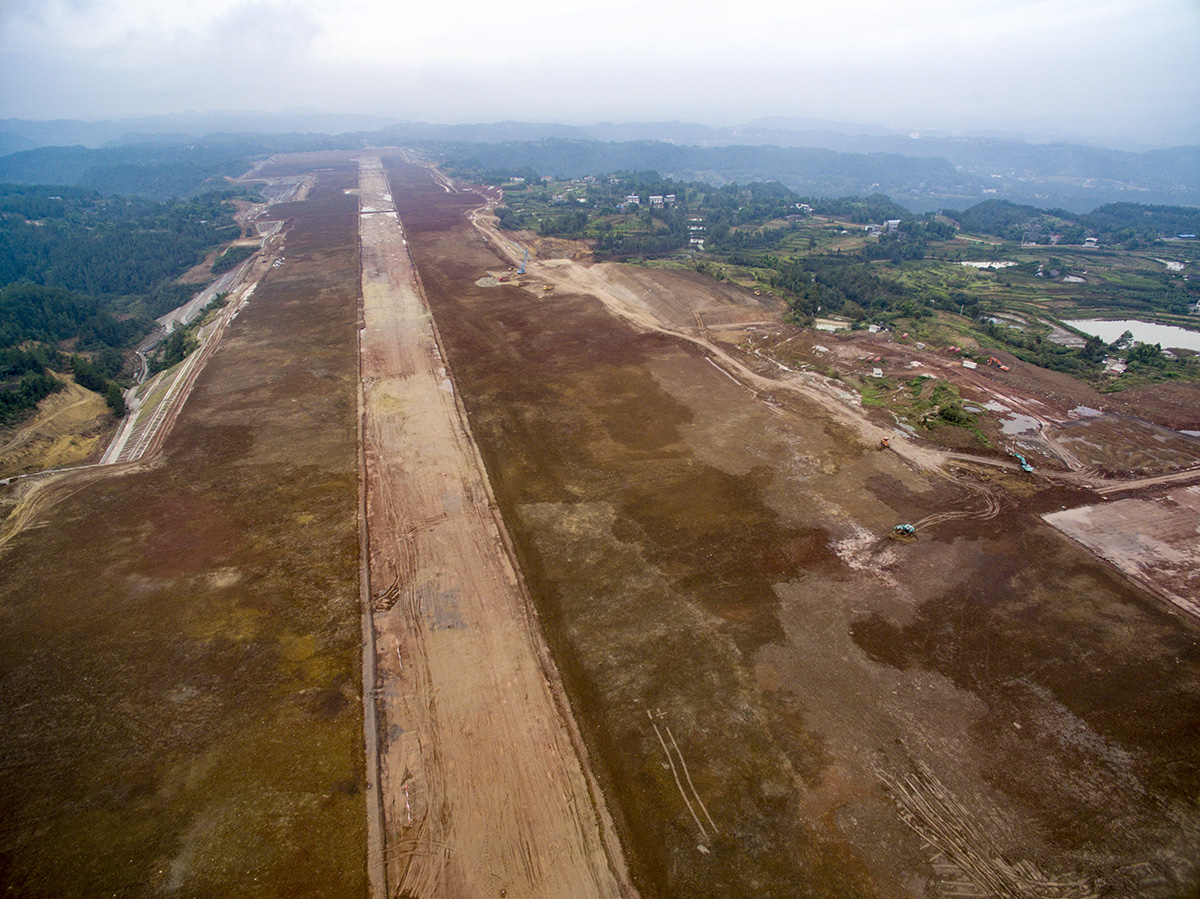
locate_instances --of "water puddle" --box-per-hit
[1000,413,1041,436]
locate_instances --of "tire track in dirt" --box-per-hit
[913,471,1002,530]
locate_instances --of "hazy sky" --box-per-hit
[2,0,1198,145]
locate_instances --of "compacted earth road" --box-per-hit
[355,157,630,899]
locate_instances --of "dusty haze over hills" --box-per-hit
[1,0,1198,149]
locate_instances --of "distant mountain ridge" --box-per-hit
[1,114,1196,212]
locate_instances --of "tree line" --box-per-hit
[955,199,1200,247]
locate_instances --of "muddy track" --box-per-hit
[914,473,1002,530]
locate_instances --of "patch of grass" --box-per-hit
[864,374,986,444]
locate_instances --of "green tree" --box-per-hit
[1080,334,1106,363]
[104,381,126,416]
[158,329,188,371]
[70,354,107,394]
[1127,342,1163,366]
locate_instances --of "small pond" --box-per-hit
[1066,319,1200,352]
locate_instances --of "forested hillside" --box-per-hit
[435,137,1200,212]
[0,183,251,426]
[957,199,1200,247]
[0,185,243,297]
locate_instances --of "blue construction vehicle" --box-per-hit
[1012,451,1034,473]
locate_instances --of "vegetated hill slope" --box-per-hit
[0,183,251,426]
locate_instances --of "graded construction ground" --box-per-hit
[0,164,365,896]
[355,156,629,899]
[386,158,1200,899]
[4,151,1199,899]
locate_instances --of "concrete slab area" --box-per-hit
[1045,485,1200,620]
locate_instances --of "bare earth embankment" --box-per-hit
[0,381,110,478]
[389,158,1200,899]
[356,156,629,899]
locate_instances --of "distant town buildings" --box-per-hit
[864,220,902,238]
[622,194,676,209]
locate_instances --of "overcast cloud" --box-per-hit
[2,0,1198,145]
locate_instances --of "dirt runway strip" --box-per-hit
[356,158,630,899]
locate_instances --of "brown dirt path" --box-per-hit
[356,157,631,899]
